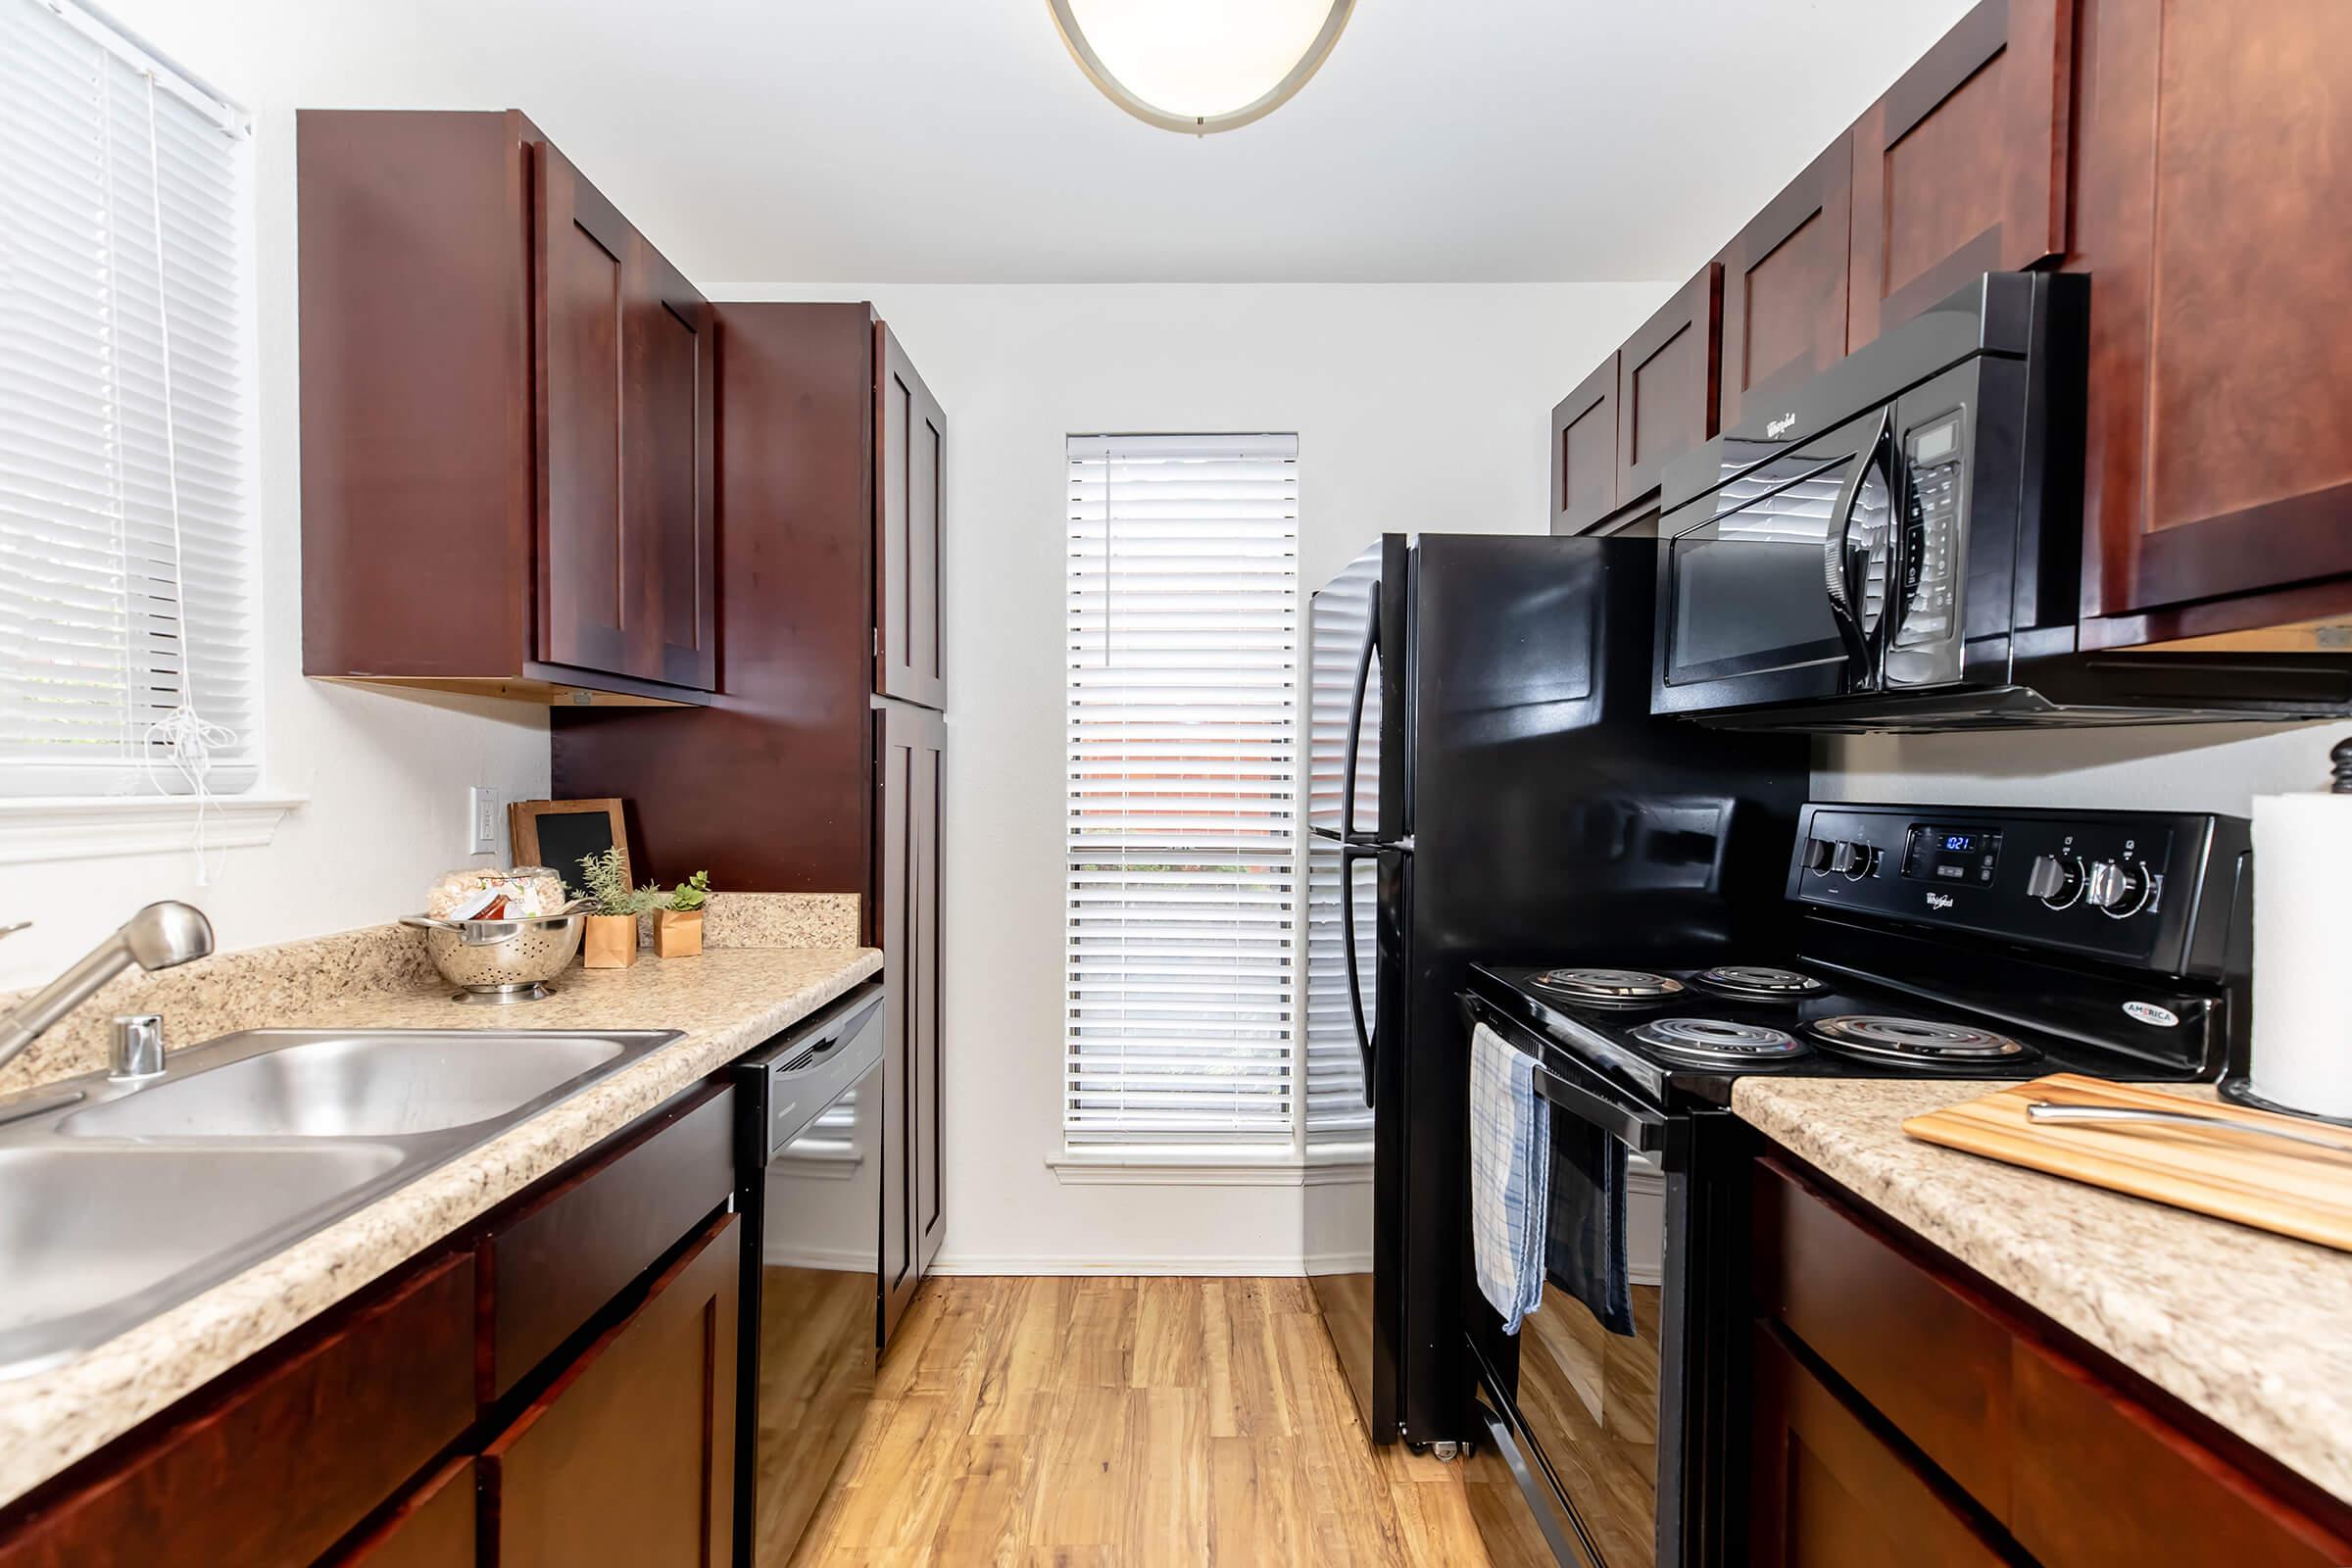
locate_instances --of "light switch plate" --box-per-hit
[468,785,501,857]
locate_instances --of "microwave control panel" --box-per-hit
[1885,406,1969,688]
[1788,804,2248,978]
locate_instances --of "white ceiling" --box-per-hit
[116,0,1977,285]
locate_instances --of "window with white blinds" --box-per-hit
[1,0,259,799]
[1065,433,1299,1145]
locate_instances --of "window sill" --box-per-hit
[0,795,308,864]
[1049,1147,1374,1188]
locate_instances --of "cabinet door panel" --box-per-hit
[483,1211,739,1568]
[913,713,946,1272]
[1748,1325,2007,1568]
[2078,0,2352,619]
[1618,264,1722,502]
[877,708,918,1345]
[327,1457,476,1568]
[625,246,716,690]
[1848,0,2072,348]
[535,142,630,678]
[1719,139,1852,431]
[0,1253,474,1568]
[875,326,947,709]
[1549,353,1618,534]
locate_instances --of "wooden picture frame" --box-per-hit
[508,798,630,897]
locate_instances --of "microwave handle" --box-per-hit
[1822,409,1893,686]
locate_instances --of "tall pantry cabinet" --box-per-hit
[552,304,948,1347]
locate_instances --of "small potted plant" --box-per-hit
[577,847,652,968]
[651,870,710,958]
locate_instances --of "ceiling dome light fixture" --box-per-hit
[1048,0,1355,136]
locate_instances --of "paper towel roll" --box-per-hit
[2250,790,2352,1119]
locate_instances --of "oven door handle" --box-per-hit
[1460,994,1668,1155]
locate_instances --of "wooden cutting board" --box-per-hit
[1902,1073,2352,1252]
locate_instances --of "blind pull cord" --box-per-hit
[135,67,238,884]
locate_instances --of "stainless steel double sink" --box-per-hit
[0,1027,681,1381]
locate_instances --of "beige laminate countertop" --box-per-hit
[1733,1076,2352,1506]
[0,945,880,1510]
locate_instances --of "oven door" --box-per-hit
[1462,1002,1688,1568]
[1654,408,1900,716]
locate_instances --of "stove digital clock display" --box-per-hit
[1903,824,2003,888]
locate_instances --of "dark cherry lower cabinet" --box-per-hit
[1748,1153,2352,1568]
[481,1212,738,1568]
[1749,1325,2007,1568]
[0,1084,739,1567]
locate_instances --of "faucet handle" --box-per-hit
[0,922,26,942]
[111,1014,166,1083]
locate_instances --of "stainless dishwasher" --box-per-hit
[733,982,886,1567]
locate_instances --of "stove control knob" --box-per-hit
[2083,858,2154,917]
[2026,853,2084,909]
[1803,837,1836,873]
[1830,841,1878,880]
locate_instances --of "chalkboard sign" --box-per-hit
[508,799,630,900]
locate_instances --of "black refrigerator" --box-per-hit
[1302,533,1805,1450]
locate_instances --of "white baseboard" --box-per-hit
[926,1254,1316,1277]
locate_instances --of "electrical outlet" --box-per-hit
[467,785,501,857]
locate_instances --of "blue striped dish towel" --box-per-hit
[1469,1022,1550,1334]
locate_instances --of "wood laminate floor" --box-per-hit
[790,1276,1497,1566]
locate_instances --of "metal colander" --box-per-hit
[401,912,586,1004]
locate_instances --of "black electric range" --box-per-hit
[1456,801,2254,1568]
[1468,952,2216,1113]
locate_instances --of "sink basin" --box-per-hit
[0,1144,405,1376]
[0,1025,680,1377]
[59,1031,633,1139]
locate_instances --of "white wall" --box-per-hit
[717,281,1667,1271]
[1818,723,2352,815]
[0,5,551,988]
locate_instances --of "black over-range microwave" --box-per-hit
[1652,271,2352,731]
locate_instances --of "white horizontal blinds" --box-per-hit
[1303,551,1379,1143]
[0,0,257,798]
[1065,433,1300,1144]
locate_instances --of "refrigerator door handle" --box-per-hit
[1341,841,1382,1108]
[1341,593,1380,843]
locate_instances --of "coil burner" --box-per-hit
[1528,968,1686,1007]
[1688,965,1826,1002]
[1808,1015,2036,1068]
[1629,1017,1807,1067]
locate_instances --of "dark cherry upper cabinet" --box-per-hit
[534,143,715,691]
[1548,353,1619,534]
[298,111,711,707]
[1846,0,2073,350]
[877,700,946,1347]
[1717,137,1852,432]
[481,1211,739,1568]
[2070,0,2352,636]
[1616,264,1723,502]
[876,326,948,710]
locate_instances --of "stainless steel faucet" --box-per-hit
[0,904,215,1072]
